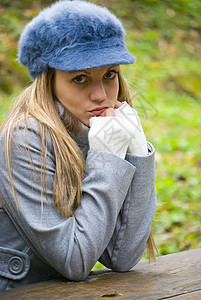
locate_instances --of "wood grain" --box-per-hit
[1,248,201,299]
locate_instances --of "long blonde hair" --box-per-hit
[0,67,156,260]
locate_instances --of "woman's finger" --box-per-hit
[114,101,123,109]
[100,107,116,117]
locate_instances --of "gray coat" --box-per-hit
[0,117,157,291]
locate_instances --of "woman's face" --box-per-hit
[53,65,120,126]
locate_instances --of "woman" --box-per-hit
[0,0,157,290]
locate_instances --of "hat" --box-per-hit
[18,0,135,79]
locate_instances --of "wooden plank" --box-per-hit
[0,249,201,299]
[171,290,201,299]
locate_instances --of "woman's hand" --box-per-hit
[114,101,123,110]
[115,102,148,156]
[99,101,123,117]
[100,107,116,117]
[88,102,130,159]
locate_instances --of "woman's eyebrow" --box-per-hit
[107,65,119,70]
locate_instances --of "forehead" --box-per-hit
[58,65,120,75]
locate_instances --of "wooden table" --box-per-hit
[1,248,201,299]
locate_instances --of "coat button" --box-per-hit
[8,257,24,274]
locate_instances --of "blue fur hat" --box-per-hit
[18,0,135,79]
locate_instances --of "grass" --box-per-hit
[123,26,201,258]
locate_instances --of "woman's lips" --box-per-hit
[89,107,108,117]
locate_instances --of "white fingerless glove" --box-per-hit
[89,116,130,159]
[115,102,148,156]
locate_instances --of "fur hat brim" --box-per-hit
[49,42,135,72]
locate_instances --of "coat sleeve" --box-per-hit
[99,142,157,271]
[0,121,136,281]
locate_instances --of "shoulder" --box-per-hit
[0,117,54,156]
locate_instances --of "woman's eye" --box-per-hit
[104,70,118,80]
[73,75,87,84]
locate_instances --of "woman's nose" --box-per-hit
[89,82,106,102]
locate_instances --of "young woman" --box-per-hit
[0,0,157,290]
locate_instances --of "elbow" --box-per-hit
[63,261,92,282]
[64,269,90,282]
[110,249,144,273]
[111,259,140,273]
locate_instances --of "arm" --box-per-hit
[0,120,135,281]
[99,143,157,271]
[98,103,157,270]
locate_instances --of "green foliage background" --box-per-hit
[0,0,201,267]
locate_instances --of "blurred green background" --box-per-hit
[0,0,201,265]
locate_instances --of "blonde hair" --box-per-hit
[0,67,156,260]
